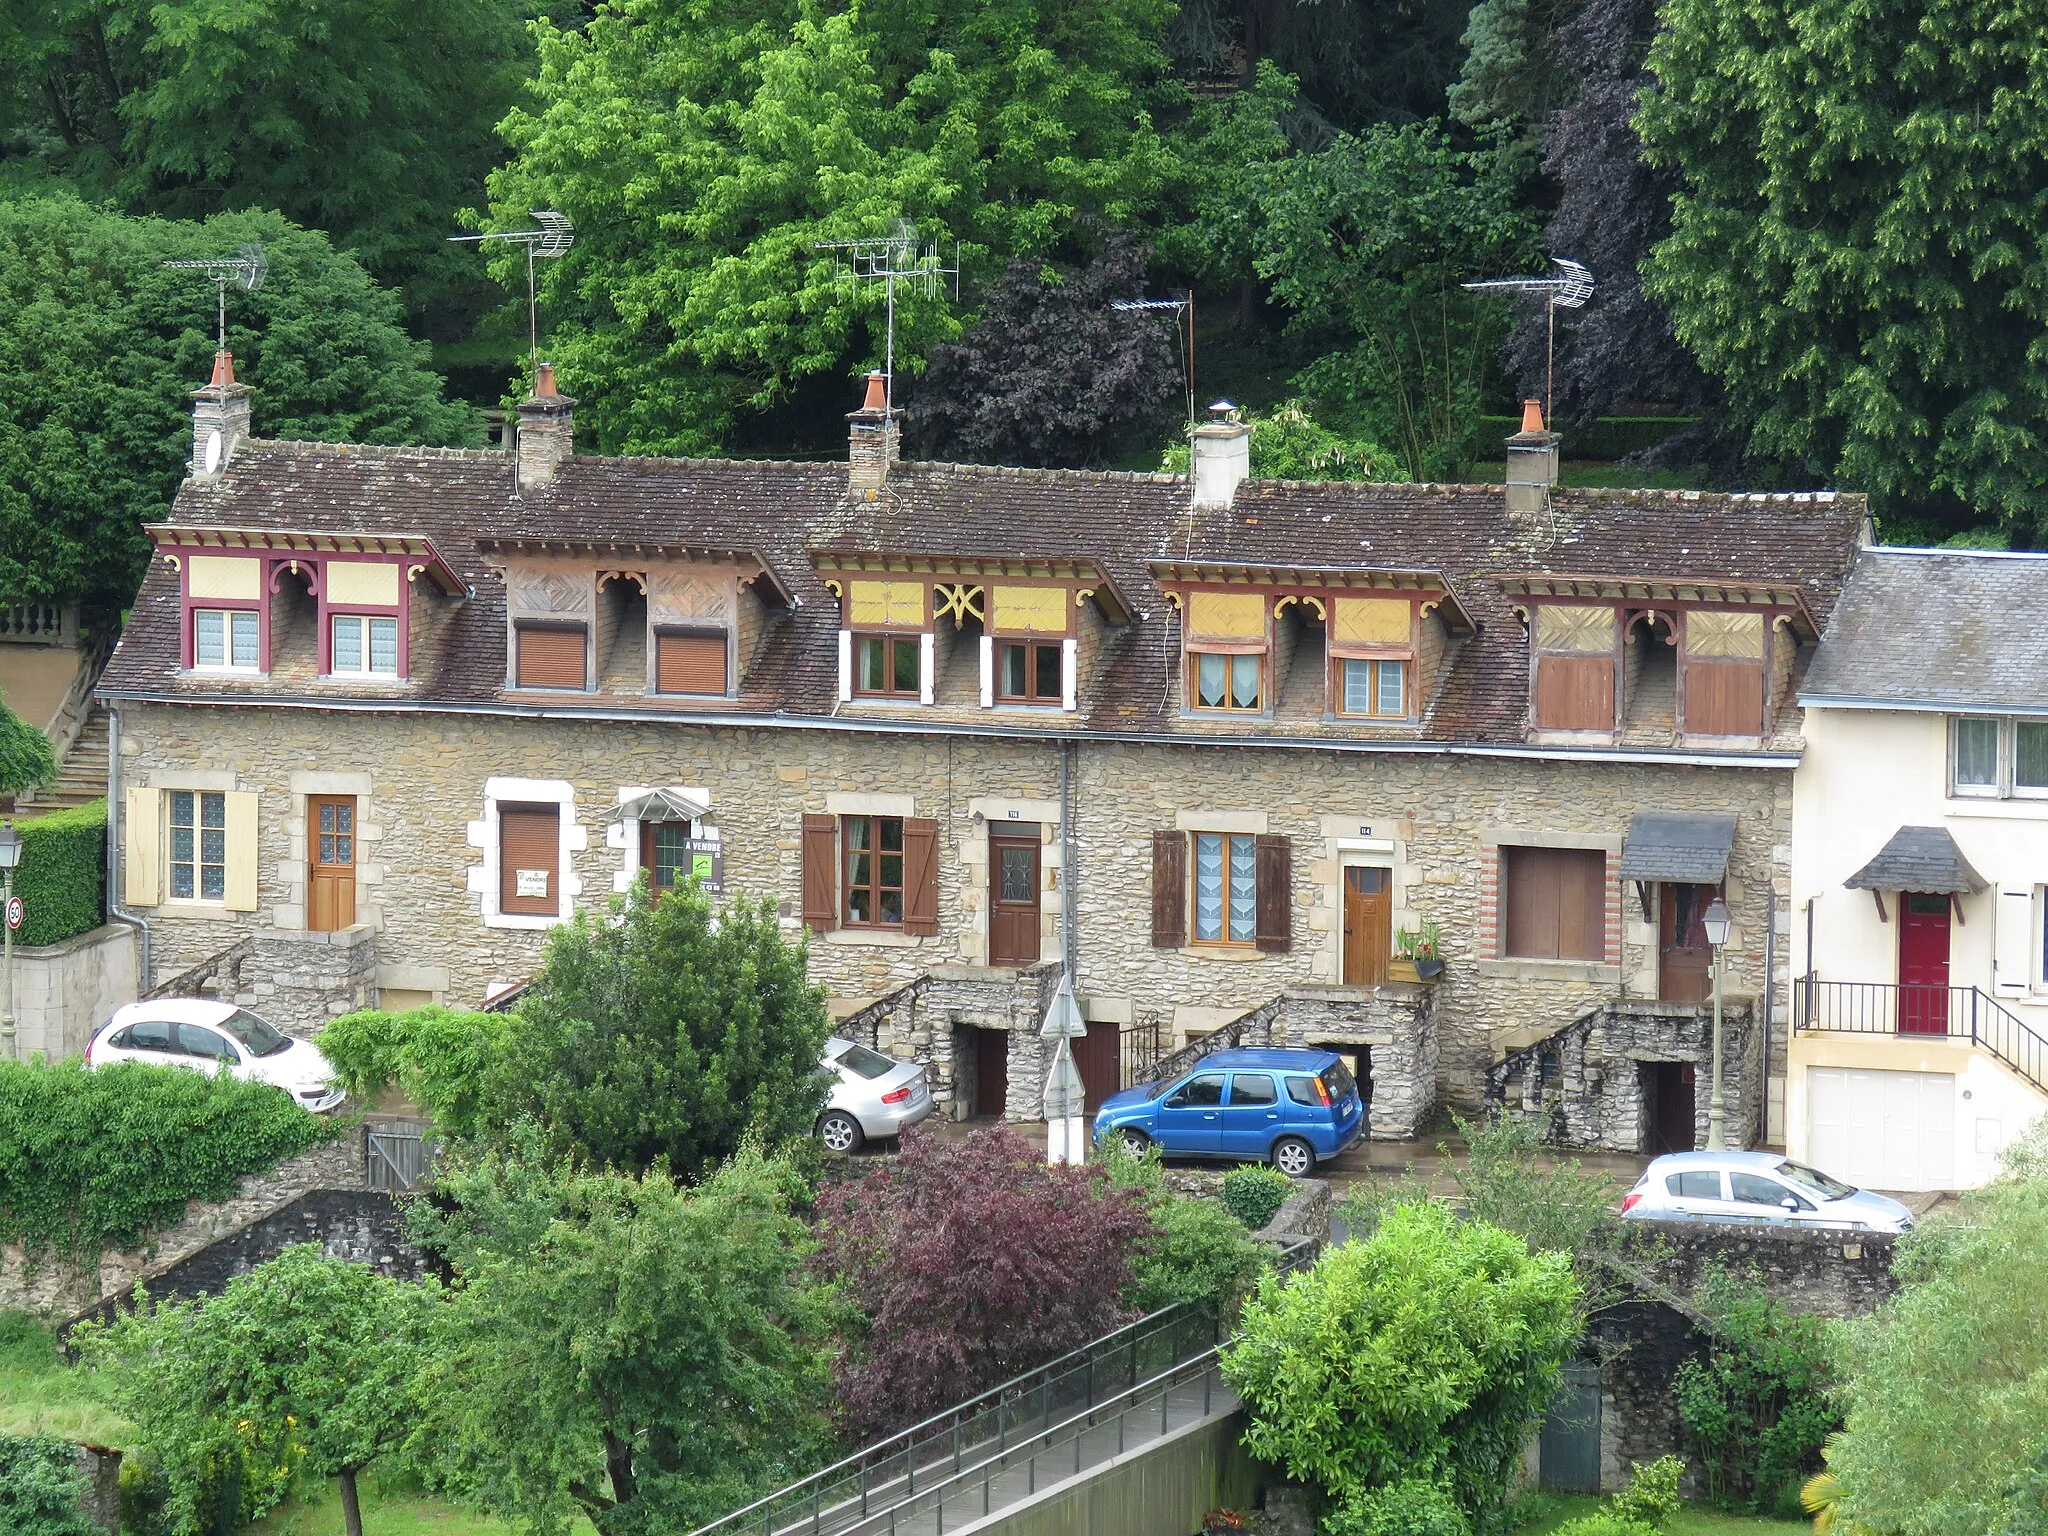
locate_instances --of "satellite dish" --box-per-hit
[202,430,223,474]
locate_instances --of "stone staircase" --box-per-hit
[24,702,108,814]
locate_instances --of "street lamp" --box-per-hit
[0,821,22,1061]
[1701,896,1732,1151]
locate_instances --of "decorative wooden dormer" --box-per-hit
[812,552,1130,711]
[146,526,468,680]
[478,538,791,699]
[1499,574,1821,744]
[1148,562,1477,724]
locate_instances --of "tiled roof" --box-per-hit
[102,438,1869,752]
[1844,826,1987,894]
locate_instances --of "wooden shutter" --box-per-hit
[1684,661,1765,736]
[1534,655,1616,731]
[223,790,260,912]
[1502,846,1605,961]
[124,786,161,906]
[902,817,939,936]
[499,804,561,917]
[1151,831,1187,949]
[1254,834,1293,953]
[515,624,587,689]
[799,814,838,931]
[657,630,728,695]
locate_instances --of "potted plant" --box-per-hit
[1391,922,1445,983]
[1202,1511,1251,1536]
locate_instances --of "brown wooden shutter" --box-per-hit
[901,817,940,936]
[1559,847,1606,961]
[1684,661,1764,736]
[1150,831,1187,949]
[1534,655,1616,731]
[657,630,728,695]
[499,804,561,917]
[799,814,838,931]
[1254,833,1293,953]
[1501,846,1605,961]
[516,623,587,689]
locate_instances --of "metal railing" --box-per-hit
[1796,977,2048,1095]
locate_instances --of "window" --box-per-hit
[330,614,398,676]
[642,821,693,894]
[515,623,587,689]
[2020,722,2048,791]
[498,802,562,917]
[1667,1170,1723,1199]
[1499,845,1606,961]
[1731,1171,1804,1209]
[1192,832,1257,944]
[855,634,920,698]
[843,815,905,926]
[1339,658,1407,718]
[193,609,259,671]
[217,1008,290,1057]
[1164,1072,1226,1108]
[122,1021,173,1053]
[169,790,227,901]
[1532,605,1616,731]
[656,629,727,695]
[998,640,1063,704]
[1949,716,2048,798]
[177,1023,237,1061]
[1192,652,1262,712]
[1683,610,1767,736]
[1776,1159,1854,1201]
[1284,1076,1326,1107]
[835,1042,899,1080]
[1954,716,1999,793]
[1229,1073,1278,1106]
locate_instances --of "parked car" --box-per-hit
[85,1000,346,1112]
[1093,1048,1365,1178]
[1619,1150,1916,1233]
[818,1037,932,1153]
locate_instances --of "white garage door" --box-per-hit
[1807,1067,1955,1192]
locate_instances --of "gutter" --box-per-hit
[104,706,152,994]
[97,689,1804,771]
[1797,693,2048,717]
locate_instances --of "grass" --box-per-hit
[0,1311,129,1447]
[247,1475,601,1536]
[1514,1494,1807,1536]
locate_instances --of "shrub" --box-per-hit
[15,800,105,947]
[1099,1138,1271,1321]
[0,706,56,796]
[317,1005,506,1139]
[1222,1164,1295,1230]
[0,1433,97,1536]
[1323,1476,1471,1536]
[1607,1455,1685,1528]
[0,1059,332,1256]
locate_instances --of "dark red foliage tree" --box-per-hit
[814,1123,1152,1443]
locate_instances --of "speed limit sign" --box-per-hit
[5,896,22,932]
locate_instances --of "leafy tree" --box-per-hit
[0,1433,98,1536]
[813,1122,1152,1441]
[484,881,832,1178]
[483,0,1180,453]
[904,231,1181,467]
[74,1247,441,1536]
[1163,399,1400,482]
[1221,1200,1581,1523]
[0,194,478,613]
[0,705,56,794]
[413,1138,834,1536]
[1636,0,2048,543]
[1821,1123,2048,1536]
[1447,0,1585,140]
[317,1004,508,1140]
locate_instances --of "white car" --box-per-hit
[817,1037,932,1154]
[1619,1150,1916,1234]
[86,1000,346,1112]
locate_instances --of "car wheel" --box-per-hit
[818,1111,864,1155]
[1271,1136,1315,1179]
[1116,1127,1152,1159]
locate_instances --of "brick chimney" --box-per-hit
[190,350,253,478]
[847,371,897,498]
[516,362,576,490]
[1505,398,1561,514]
[1191,401,1252,510]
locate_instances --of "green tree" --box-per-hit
[484,881,832,1177]
[413,1139,835,1536]
[0,194,478,612]
[1162,399,1401,483]
[316,1004,509,1140]
[483,0,1180,452]
[1221,1200,1582,1523]
[0,705,56,794]
[74,1246,441,1536]
[0,1433,98,1536]
[1636,0,2048,543]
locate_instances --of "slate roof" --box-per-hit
[1844,826,1988,894]
[101,436,1869,753]
[1801,548,2048,714]
[1616,812,1738,883]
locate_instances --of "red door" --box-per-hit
[1897,893,1952,1035]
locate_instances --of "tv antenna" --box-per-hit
[1111,293,1196,442]
[814,218,959,421]
[1463,256,1594,422]
[164,243,268,353]
[450,210,576,381]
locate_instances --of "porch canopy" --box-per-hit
[1617,811,1737,884]
[611,787,711,825]
[1844,825,1986,893]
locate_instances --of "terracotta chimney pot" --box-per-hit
[861,371,887,412]
[210,350,236,388]
[534,362,558,398]
[1519,397,1545,434]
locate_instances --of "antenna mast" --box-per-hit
[164,243,268,352]
[1462,256,1594,421]
[450,211,576,381]
[1111,292,1196,441]
[814,219,959,421]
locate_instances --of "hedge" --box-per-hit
[13,799,105,947]
[1481,415,1696,461]
[0,1432,97,1536]
[0,1059,334,1257]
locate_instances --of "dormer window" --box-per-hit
[655,628,728,696]
[1194,652,1263,712]
[1327,596,1415,721]
[1680,610,1765,736]
[1185,591,1268,715]
[194,608,260,672]
[1532,604,1618,732]
[1339,658,1406,717]
[998,640,1063,704]
[856,633,921,697]
[515,621,589,689]
[330,614,398,677]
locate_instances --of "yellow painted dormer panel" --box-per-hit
[1686,610,1764,658]
[188,555,261,601]
[848,579,925,628]
[991,585,1069,635]
[1187,591,1266,639]
[326,560,402,606]
[1332,596,1411,646]
[1536,605,1615,652]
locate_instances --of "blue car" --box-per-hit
[1093,1048,1365,1178]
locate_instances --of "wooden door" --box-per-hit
[973,1027,1009,1119]
[1658,882,1715,1003]
[1342,866,1391,985]
[988,830,1041,966]
[307,795,357,932]
[1072,1023,1121,1115]
[1898,893,1952,1034]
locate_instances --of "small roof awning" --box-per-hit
[1618,811,1737,884]
[611,787,710,825]
[1844,826,1987,894]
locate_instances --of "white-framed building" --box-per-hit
[1790,547,2048,1189]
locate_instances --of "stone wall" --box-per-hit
[8,923,137,1061]
[240,924,378,1032]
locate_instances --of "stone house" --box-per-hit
[96,363,1868,1148]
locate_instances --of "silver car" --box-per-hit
[1620,1150,1915,1234]
[817,1038,932,1154]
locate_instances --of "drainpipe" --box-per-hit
[1060,739,1076,977]
[105,707,151,994]
[1761,897,1776,1148]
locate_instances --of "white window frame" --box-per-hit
[1949,715,2048,800]
[193,608,261,673]
[465,777,587,930]
[329,613,400,678]
[608,786,715,894]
